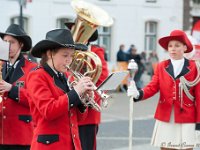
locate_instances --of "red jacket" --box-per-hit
[0,57,37,145]
[139,59,200,123]
[78,45,109,125]
[27,64,87,150]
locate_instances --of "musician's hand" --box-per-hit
[127,80,139,98]
[0,80,12,93]
[74,77,96,96]
[85,90,94,98]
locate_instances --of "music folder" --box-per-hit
[97,71,129,91]
[0,39,9,61]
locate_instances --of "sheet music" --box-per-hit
[97,71,129,91]
[0,39,9,61]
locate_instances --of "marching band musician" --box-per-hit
[26,28,96,150]
[64,22,109,150]
[127,29,200,150]
[0,24,37,150]
[78,31,109,150]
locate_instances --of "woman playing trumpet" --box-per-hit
[26,29,95,150]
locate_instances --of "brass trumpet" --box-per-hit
[66,65,101,111]
[66,65,110,112]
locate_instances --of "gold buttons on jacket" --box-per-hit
[46,141,50,144]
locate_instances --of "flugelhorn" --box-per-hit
[66,65,102,112]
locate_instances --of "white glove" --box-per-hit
[127,80,139,98]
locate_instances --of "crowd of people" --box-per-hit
[116,44,159,90]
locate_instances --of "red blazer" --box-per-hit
[138,59,200,123]
[0,57,37,145]
[27,64,87,150]
[78,45,109,125]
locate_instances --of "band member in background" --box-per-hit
[0,24,37,150]
[27,29,95,150]
[79,30,109,150]
[127,29,200,150]
[65,22,109,150]
[22,51,38,63]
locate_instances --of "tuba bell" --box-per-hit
[67,0,113,111]
[70,0,113,44]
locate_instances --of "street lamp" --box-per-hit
[9,0,26,28]
[18,0,25,28]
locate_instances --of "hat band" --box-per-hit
[63,44,75,48]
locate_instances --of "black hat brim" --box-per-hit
[0,32,32,52]
[31,40,88,58]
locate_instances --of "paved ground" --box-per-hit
[96,73,159,150]
[96,73,198,150]
[97,91,158,150]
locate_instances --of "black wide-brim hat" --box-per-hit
[64,21,98,42]
[0,24,32,52]
[31,28,88,58]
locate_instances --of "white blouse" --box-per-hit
[170,58,184,78]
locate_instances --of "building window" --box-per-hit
[193,0,200,4]
[10,16,29,33]
[146,0,157,3]
[57,18,74,29]
[145,21,157,52]
[97,27,112,61]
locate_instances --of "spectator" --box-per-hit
[127,44,136,54]
[148,51,159,77]
[128,47,145,89]
[117,44,128,61]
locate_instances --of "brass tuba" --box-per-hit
[70,0,113,45]
[67,0,113,111]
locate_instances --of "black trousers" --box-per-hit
[0,145,30,150]
[79,124,98,150]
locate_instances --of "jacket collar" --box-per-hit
[165,58,190,79]
[2,54,25,83]
[43,63,69,92]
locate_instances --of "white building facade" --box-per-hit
[0,0,185,65]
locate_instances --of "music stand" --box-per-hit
[97,71,129,91]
